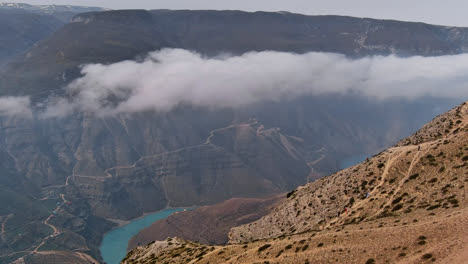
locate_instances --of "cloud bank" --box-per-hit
[3,49,468,118]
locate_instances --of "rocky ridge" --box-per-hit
[123,101,468,263]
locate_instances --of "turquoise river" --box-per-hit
[100,208,188,264]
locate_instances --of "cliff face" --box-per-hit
[123,102,468,263]
[70,119,309,220]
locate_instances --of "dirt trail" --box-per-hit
[351,147,405,211]
[102,121,257,178]
[375,142,433,216]
[322,148,404,229]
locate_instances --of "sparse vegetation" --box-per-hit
[427,204,441,210]
[392,203,403,211]
[258,244,271,252]
[286,190,297,198]
[428,178,437,183]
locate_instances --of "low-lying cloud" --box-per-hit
[0,96,32,118]
[3,49,468,118]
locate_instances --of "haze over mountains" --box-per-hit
[0,5,466,264]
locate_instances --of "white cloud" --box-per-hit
[0,96,32,118]
[2,49,468,118]
[42,49,468,117]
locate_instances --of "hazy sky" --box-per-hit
[2,0,468,27]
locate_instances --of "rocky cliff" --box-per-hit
[70,119,309,220]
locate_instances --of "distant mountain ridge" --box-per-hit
[0,3,107,67]
[0,3,108,18]
[4,9,468,97]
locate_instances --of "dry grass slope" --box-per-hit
[123,101,468,264]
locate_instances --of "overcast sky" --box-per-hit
[2,0,468,27]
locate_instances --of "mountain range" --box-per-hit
[0,6,466,263]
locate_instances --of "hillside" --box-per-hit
[123,101,468,263]
[68,119,310,220]
[0,9,465,263]
[128,196,282,249]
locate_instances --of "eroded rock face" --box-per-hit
[70,120,309,219]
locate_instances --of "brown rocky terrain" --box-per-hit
[123,101,468,263]
[128,195,283,249]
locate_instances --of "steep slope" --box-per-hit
[128,196,282,248]
[123,101,468,263]
[69,119,309,220]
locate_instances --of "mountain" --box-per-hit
[0,9,466,263]
[123,101,468,263]
[0,3,107,67]
[0,3,108,22]
[69,119,310,220]
[0,9,63,66]
[4,9,468,96]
